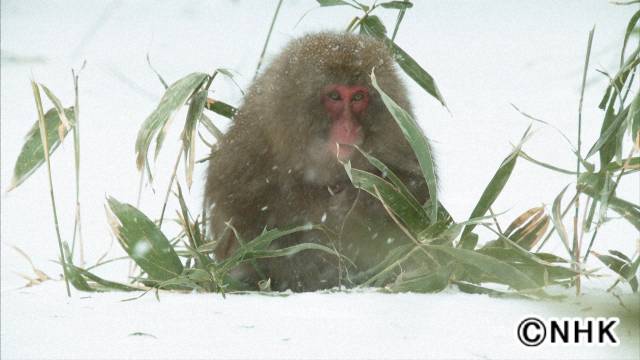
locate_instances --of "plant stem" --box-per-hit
[204,70,218,91]
[582,147,635,262]
[578,196,591,246]
[346,5,376,33]
[135,170,144,207]
[488,208,503,234]
[253,0,284,81]
[572,27,595,295]
[131,164,145,278]
[31,81,71,297]
[70,68,85,265]
[158,148,184,228]
[536,193,578,252]
[346,16,360,32]
[390,0,409,41]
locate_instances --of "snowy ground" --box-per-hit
[1,281,638,359]
[1,1,639,359]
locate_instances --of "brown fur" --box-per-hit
[204,32,433,291]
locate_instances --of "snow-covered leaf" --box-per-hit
[8,107,74,191]
[106,196,183,281]
[135,72,208,170]
[371,71,439,222]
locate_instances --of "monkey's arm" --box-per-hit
[205,125,273,259]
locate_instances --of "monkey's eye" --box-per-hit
[352,92,365,101]
[327,91,341,101]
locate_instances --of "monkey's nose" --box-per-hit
[340,122,361,135]
[336,125,362,146]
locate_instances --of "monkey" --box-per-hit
[204,32,434,292]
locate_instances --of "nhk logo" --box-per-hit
[517,317,619,347]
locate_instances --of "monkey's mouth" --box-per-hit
[332,143,359,161]
[336,145,354,160]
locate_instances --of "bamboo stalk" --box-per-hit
[253,0,284,81]
[572,27,595,295]
[70,67,85,265]
[390,0,409,41]
[158,148,184,228]
[31,80,71,297]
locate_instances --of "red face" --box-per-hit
[323,84,369,161]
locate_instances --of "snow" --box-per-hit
[2,281,638,359]
[1,0,638,359]
[132,241,151,258]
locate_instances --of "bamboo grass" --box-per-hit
[31,80,71,297]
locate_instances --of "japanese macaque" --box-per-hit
[204,32,433,291]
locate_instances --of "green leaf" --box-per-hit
[609,250,632,263]
[135,72,208,171]
[317,0,358,8]
[352,0,369,11]
[106,196,184,281]
[216,68,234,77]
[370,70,439,221]
[459,232,479,250]
[597,173,614,225]
[598,47,639,110]
[359,15,388,36]
[249,243,341,260]
[476,247,577,287]
[182,89,207,188]
[592,251,638,292]
[344,163,430,234]
[518,150,576,175]
[417,219,457,244]
[395,44,449,108]
[354,244,415,286]
[479,247,546,264]
[621,9,640,67]
[146,53,169,89]
[204,98,237,119]
[535,253,569,263]
[220,225,320,271]
[428,245,540,291]
[587,98,629,165]
[459,127,527,248]
[184,268,214,283]
[454,281,514,297]
[8,107,75,191]
[550,185,572,255]
[356,148,455,233]
[578,175,640,231]
[604,196,639,230]
[481,225,561,268]
[354,148,427,218]
[628,91,639,146]
[216,68,245,95]
[600,95,619,166]
[361,19,448,108]
[379,1,414,9]
[606,156,639,173]
[599,47,639,110]
[64,260,94,292]
[200,113,224,142]
[68,264,140,292]
[388,264,451,293]
[175,182,201,249]
[40,85,71,131]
